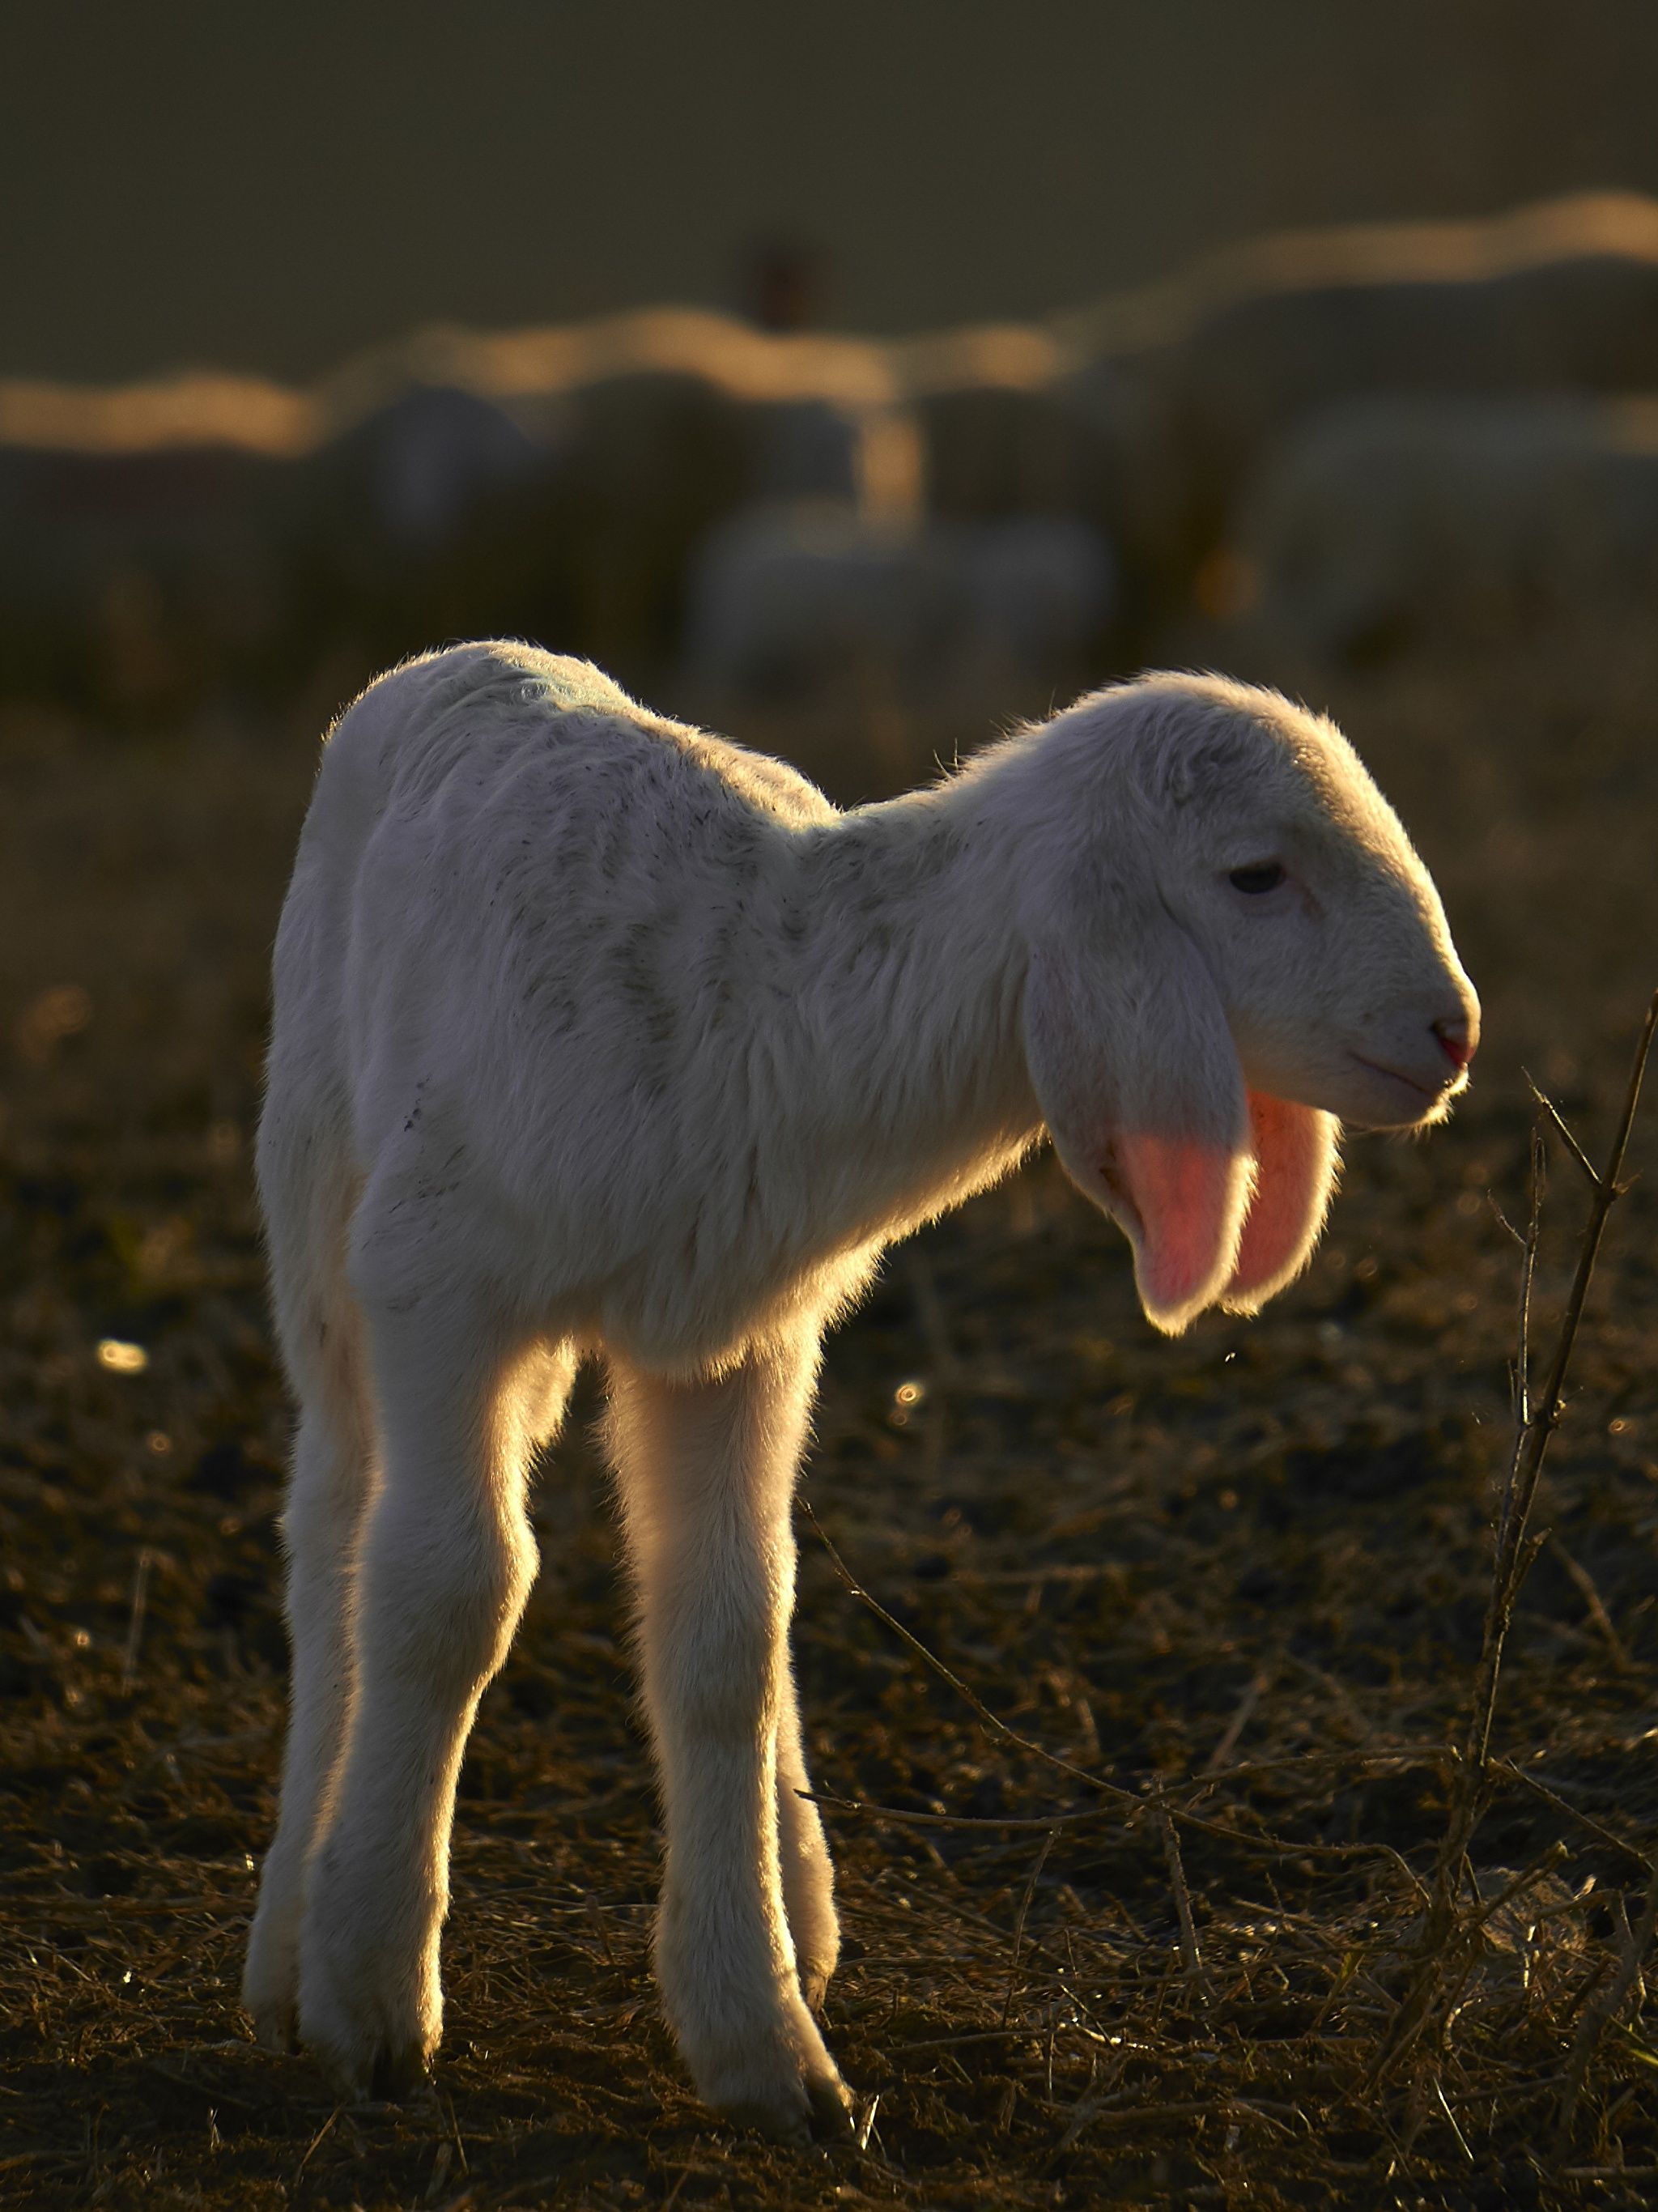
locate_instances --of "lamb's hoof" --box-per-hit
[308,2027,432,2103]
[808,2072,857,2141]
[721,2068,854,2147]
[295,1887,442,2102]
[242,1919,301,2053]
[367,2039,432,2103]
[248,2005,299,2056]
[724,2094,814,2148]
[298,1969,438,2101]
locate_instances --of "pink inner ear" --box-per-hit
[1224,1091,1339,1308]
[1107,1130,1252,1334]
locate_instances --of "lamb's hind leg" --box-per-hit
[244,1232,377,2052]
[610,1329,851,2145]
[298,1295,575,2097]
[776,1660,840,2011]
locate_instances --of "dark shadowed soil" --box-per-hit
[2,639,1657,2209]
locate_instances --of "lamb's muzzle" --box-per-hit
[241,643,1477,2139]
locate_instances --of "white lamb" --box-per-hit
[241,643,1477,2141]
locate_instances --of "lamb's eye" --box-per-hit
[1228,861,1285,895]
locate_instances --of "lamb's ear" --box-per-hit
[1222,1095,1341,1313]
[1024,926,1252,1336]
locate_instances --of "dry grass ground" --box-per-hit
[2,636,1657,2209]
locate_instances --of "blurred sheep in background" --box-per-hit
[682,505,1114,713]
[7,191,1658,733]
[1222,394,1658,663]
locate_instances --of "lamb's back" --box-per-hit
[284,645,842,1238]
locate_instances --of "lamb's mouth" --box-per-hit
[1346,1050,1456,1122]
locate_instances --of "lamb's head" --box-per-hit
[1014,673,1478,1334]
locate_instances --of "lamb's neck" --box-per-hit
[786,785,1039,1225]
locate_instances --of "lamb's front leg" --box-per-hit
[610,1331,851,2145]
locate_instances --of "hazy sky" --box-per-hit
[4,1,1656,381]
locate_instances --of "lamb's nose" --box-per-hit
[1433,1016,1474,1072]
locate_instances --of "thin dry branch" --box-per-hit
[1524,1071,1602,1192]
[120,1548,154,1693]
[1476,997,1657,1773]
[1548,1535,1634,1668]
[803,1783,1431,1904]
[1496,1760,1656,1871]
[1204,1667,1273,1773]
[1154,1793,1205,1984]
[1375,985,1658,2085]
[1002,1827,1058,2024]
[806,1504,1448,1814]
[799,1499,1139,1810]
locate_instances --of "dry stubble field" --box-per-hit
[2,638,1657,2210]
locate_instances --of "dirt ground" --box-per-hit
[2,635,1657,2210]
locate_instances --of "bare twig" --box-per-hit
[806,1504,1449,1848]
[804,1502,1439,1939]
[1052,2097,1295,2134]
[801,1789,1427,1900]
[1477,997,1657,1772]
[583,1891,614,1965]
[121,1549,154,1692]
[1205,1668,1272,1774]
[1548,1535,1634,1668]
[1510,1131,1545,1427]
[805,1493,1459,1924]
[1154,1791,1205,1983]
[292,2105,339,2184]
[1493,1760,1652,1870]
[1002,1827,1057,2025]
[1376,987,1658,2084]
[1048,2079,1126,2160]
[799,1502,1138,1809]
[441,2090,468,2178]
[799,1788,1116,1834]
[1524,1071,1602,1191]
[1188,1744,1452,1793]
